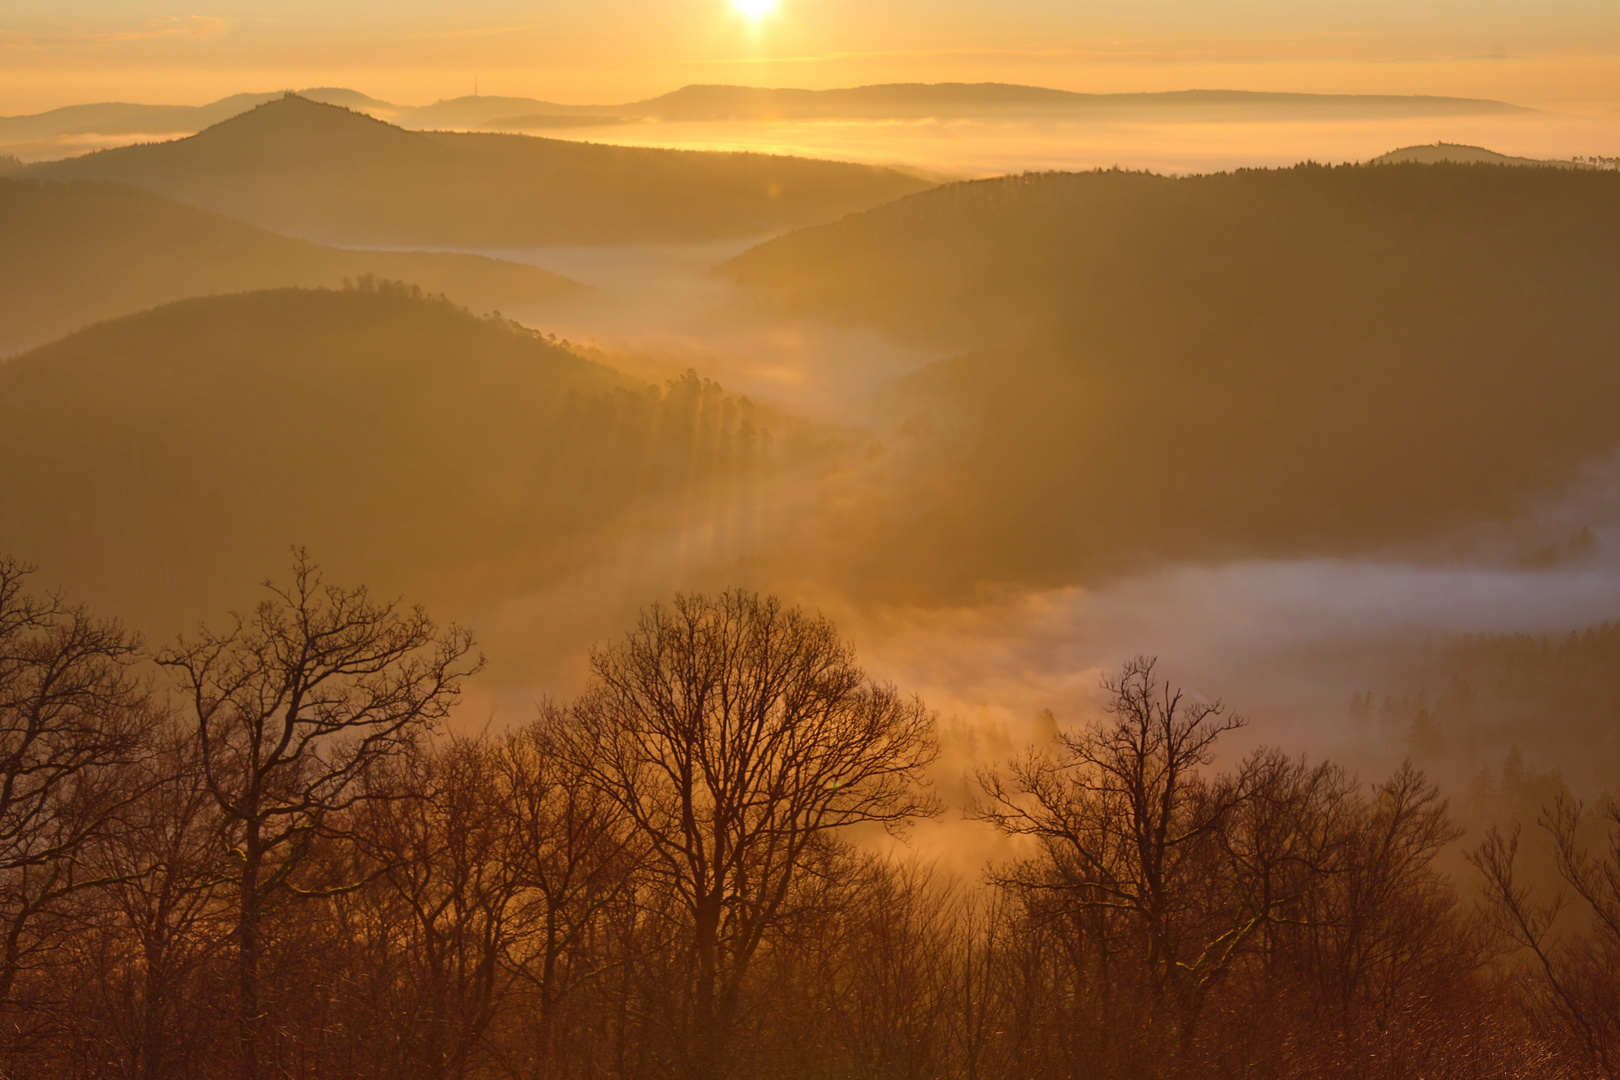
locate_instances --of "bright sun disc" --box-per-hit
[732,0,777,19]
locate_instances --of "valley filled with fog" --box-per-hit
[459,203,1620,806]
[6,92,1620,798]
[527,109,1620,178]
[4,77,1620,1078]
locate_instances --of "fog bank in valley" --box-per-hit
[462,216,1620,811]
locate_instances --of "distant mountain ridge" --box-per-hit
[2,82,1531,152]
[23,95,933,245]
[0,88,389,143]
[613,84,1530,121]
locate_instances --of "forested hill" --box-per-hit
[25,94,934,245]
[0,178,583,354]
[724,162,1620,349]
[730,163,1620,591]
[0,286,790,632]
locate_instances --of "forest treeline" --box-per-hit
[2,557,1617,1080]
[1350,621,1620,793]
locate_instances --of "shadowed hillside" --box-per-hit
[0,178,583,354]
[0,285,806,631]
[728,163,1620,592]
[25,94,934,245]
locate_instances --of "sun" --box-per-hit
[731,0,778,20]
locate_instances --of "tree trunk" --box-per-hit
[540,910,559,1069]
[237,837,263,1080]
[692,890,723,1080]
[137,929,169,1080]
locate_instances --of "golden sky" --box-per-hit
[3,0,1619,113]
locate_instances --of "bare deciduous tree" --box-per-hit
[499,713,640,1064]
[350,738,524,1080]
[157,553,480,1080]
[559,589,939,1079]
[1472,793,1620,1079]
[974,656,1349,1050]
[1293,762,1464,1026]
[78,728,235,1080]
[0,557,158,1021]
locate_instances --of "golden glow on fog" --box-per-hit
[731,0,778,21]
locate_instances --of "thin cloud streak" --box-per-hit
[0,16,230,52]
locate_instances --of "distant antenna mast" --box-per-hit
[474,75,479,97]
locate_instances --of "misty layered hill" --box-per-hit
[0,178,583,354]
[2,84,1526,154]
[0,285,795,630]
[24,95,933,245]
[727,163,1620,591]
[395,84,1527,127]
[0,88,388,143]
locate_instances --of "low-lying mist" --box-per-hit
[445,206,1620,817]
[8,126,1620,829]
[531,110,1620,178]
[6,82,1620,1077]
[469,237,945,427]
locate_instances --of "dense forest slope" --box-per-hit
[0,179,582,354]
[0,286,789,629]
[24,95,933,245]
[728,163,1620,589]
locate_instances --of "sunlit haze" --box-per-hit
[3,0,1620,112]
[3,0,1620,1075]
[730,0,779,22]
